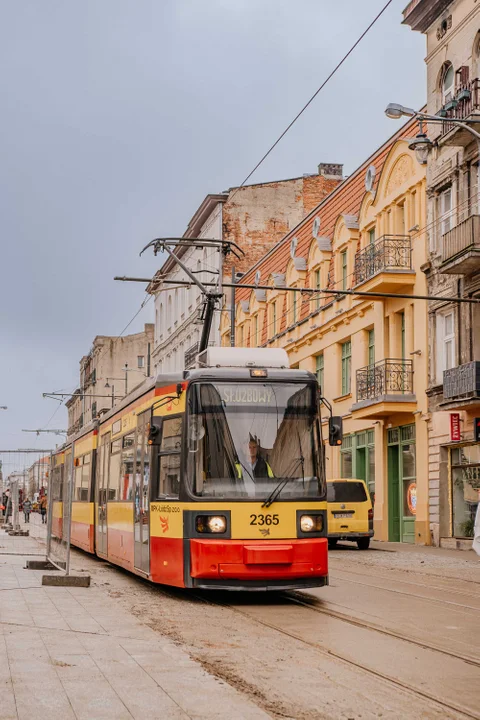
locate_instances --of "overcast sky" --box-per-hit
[0,0,425,465]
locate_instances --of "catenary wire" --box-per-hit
[230,0,395,198]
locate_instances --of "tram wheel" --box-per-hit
[357,537,370,550]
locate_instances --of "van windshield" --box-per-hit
[327,481,367,503]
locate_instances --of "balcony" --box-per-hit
[442,361,480,410]
[440,215,480,275]
[438,78,480,148]
[351,359,416,420]
[353,235,415,294]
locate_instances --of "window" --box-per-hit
[120,433,135,501]
[439,187,453,235]
[316,354,324,392]
[368,228,375,245]
[239,324,244,347]
[341,250,347,291]
[254,315,258,347]
[411,190,417,227]
[368,329,375,366]
[341,340,352,395]
[436,311,456,384]
[340,430,375,501]
[327,481,367,503]
[138,356,145,368]
[157,417,183,498]
[91,402,97,419]
[272,301,277,335]
[292,290,299,324]
[398,202,405,235]
[108,439,122,500]
[442,63,454,105]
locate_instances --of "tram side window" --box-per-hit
[120,433,135,501]
[74,454,91,502]
[108,440,122,500]
[157,417,182,498]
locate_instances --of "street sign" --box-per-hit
[450,413,461,442]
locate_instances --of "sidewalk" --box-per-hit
[0,515,269,720]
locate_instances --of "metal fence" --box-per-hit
[356,359,414,402]
[354,235,412,285]
[46,446,74,573]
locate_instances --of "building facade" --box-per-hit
[228,119,431,544]
[404,0,480,547]
[66,324,154,436]
[148,166,343,374]
[27,456,50,497]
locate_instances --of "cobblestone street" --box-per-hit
[0,517,478,719]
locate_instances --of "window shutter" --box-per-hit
[455,66,469,91]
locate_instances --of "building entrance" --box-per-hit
[388,424,416,543]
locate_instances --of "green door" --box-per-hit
[388,444,400,542]
[388,425,416,543]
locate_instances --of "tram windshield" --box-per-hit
[187,381,325,499]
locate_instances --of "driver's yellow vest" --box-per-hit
[235,462,274,479]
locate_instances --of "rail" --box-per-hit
[442,215,480,262]
[356,359,413,402]
[354,235,412,286]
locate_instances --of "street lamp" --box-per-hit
[385,102,480,164]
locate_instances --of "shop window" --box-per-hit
[341,340,352,395]
[451,445,480,538]
[340,435,353,477]
[340,430,375,501]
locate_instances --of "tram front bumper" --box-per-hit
[189,538,328,586]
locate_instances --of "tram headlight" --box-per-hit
[196,515,227,534]
[300,514,323,533]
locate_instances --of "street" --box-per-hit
[1,516,478,720]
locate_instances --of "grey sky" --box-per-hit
[0,0,424,460]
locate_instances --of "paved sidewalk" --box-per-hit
[0,515,269,720]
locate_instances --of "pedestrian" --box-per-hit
[40,494,48,524]
[23,498,32,524]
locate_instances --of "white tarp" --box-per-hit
[473,502,480,557]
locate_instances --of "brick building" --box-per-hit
[147,165,343,373]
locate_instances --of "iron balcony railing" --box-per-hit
[439,77,480,137]
[442,215,480,263]
[354,235,412,286]
[356,359,414,402]
[443,361,480,400]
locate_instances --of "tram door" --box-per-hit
[134,412,150,574]
[96,432,110,556]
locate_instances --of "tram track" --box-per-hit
[190,590,480,720]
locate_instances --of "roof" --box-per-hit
[402,0,453,32]
[236,116,419,303]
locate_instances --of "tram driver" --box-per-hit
[235,435,274,495]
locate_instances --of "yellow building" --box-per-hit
[227,122,430,543]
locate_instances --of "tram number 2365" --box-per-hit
[250,513,279,526]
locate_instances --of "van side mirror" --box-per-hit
[328,416,343,446]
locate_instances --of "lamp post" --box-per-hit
[385,103,480,164]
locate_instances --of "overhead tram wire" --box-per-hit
[41,293,153,433]
[229,0,395,199]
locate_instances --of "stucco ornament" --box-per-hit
[386,155,413,195]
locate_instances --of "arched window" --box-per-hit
[174,289,178,326]
[167,295,173,331]
[441,62,454,105]
[159,303,164,340]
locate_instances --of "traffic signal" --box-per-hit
[328,416,344,446]
[474,418,480,442]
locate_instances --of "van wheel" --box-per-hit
[357,538,370,550]
[328,539,338,549]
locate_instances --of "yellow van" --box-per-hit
[326,478,373,550]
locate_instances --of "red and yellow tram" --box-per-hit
[51,347,339,590]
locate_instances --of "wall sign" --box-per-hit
[406,482,417,515]
[450,413,461,442]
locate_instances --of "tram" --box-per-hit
[51,346,342,590]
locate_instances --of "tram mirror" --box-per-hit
[328,416,343,447]
[148,418,162,445]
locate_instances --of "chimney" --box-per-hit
[318,163,343,180]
